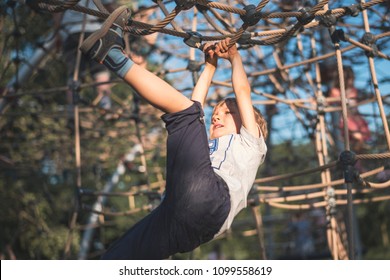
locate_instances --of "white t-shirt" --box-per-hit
[61,0,114,34]
[209,126,267,237]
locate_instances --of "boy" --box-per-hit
[80,6,267,259]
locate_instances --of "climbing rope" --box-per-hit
[3,0,389,260]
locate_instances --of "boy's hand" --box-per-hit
[202,42,218,67]
[215,38,239,62]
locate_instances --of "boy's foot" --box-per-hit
[79,6,131,62]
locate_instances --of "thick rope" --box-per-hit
[33,0,388,46]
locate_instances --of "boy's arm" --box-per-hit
[231,53,260,138]
[191,43,218,107]
[216,39,259,138]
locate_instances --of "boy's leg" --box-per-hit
[101,206,172,260]
[161,102,231,250]
[80,6,193,114]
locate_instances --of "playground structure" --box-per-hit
[1,0,390,259]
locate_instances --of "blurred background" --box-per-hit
[0,0,389,260]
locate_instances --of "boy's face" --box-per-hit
[209,102,242,140]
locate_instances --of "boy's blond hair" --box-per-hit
[213,98,268,139]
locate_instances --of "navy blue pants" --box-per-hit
[101,102,230,259]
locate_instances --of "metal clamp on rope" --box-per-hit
[240,4,262,26]
[187,59,202,72]
[361,32,378,57]
[297,7,315,25]
[319,13,337,28]
[174,0,196,10]
[344,3,363,17]
[339,150,357,183]
[330,28,349,44]
[183,31,203,49]
[237,31,252,44]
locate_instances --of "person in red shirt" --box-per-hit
[328,66,371,152]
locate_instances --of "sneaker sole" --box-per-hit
[79,5,130,62]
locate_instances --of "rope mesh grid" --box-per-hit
[2,0,390,259]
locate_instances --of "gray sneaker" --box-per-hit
[79,6,131,63]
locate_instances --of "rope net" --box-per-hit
[1,0,389,260]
